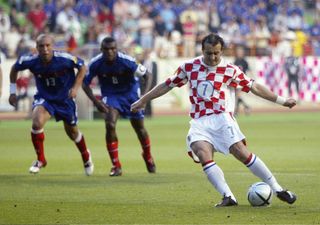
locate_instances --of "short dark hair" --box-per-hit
[101,36,116,46]
[201,33,225,50]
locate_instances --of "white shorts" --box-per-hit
[186,113,245,155]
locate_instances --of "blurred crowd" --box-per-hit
[0,0,319,60]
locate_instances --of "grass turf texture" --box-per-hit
[0,112,319,224]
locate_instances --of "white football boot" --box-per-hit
[29,160,47,174]
[84,150,94,176]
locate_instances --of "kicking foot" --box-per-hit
[276,190,297,204]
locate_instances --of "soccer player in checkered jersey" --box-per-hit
[131,33,297,207]
[82,37,156,176]
[8,34,94,176]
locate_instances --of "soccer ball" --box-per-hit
[247,182,273,207]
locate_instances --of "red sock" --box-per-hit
[31,130,46,163]
[140,137,152,160]
[107,141,121,168]
[75,133,89,163]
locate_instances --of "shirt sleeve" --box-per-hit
[165,65,188,88]
[14,55,32,71]
[71,56,85,70]
[83,62,96,86]
[134,64,147,77]
[228,65,254,93]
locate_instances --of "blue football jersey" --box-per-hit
[84,52,142,95]
[14,51,84,101]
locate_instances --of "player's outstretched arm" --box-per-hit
[82,83,109,113]
[69,65,86,99]
[250,82,296,108]
[131,81,172,112]
[8,66,19,107]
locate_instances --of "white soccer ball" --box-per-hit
[247,182,273,207]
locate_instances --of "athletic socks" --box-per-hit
[74,132,89,163]
[139,137,152,160]
[107,141,121,168]
[203,160,237,201]
[245,153,283,193]
[31,129,46,163]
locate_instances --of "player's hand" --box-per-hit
[131,100,145,113]
[69,88,78,99]
[95,100,109,113]
[283,98,297,108]
[9,94,17,107]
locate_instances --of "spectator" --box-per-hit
[153,14,168,58]
[0,56,2,97]
[253,17,271,56]
[113,0,129,23]
[0,7,10,45]
[284,51,301,98]
[182,15,197,57]
[27,2,47,33]
[234,45,251,116]
[138,11,154,50]
[273,30,295,58]
[208,4,220,33]
[272,6,288,33]
[160,2,176,32]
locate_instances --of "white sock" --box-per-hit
[203,161,237,201]
[246,154,283,193]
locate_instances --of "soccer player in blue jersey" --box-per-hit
[82,37,155,176]
[8,34,94,176]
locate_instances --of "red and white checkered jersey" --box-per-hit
[165,56,254,118]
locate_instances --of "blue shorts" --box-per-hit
[32,95,78,125]
[102,91,144,119]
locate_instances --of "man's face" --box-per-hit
[101,41,117,62]
[36,36,54,63]
[202,42,223,67]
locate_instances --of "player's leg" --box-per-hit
[294,77,300,99]
[63,122,93,176]
[29,105,51,173]
[230,141,296,204]
[130,118,156,173]
[288,77,293,96]
[105,107,122,176]
[191,141,238,207]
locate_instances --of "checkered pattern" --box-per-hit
[165,57,254,118]
[257,56,320,102]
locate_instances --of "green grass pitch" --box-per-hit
[0,112,319,224]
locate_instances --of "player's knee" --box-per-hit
[105,121,116,131]
[136,127,148,136]
[230,142,250,163]
[32,120,43,131]
[66,131,78,141]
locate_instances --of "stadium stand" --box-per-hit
[0,0,319,118]
[0,0,318,59]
